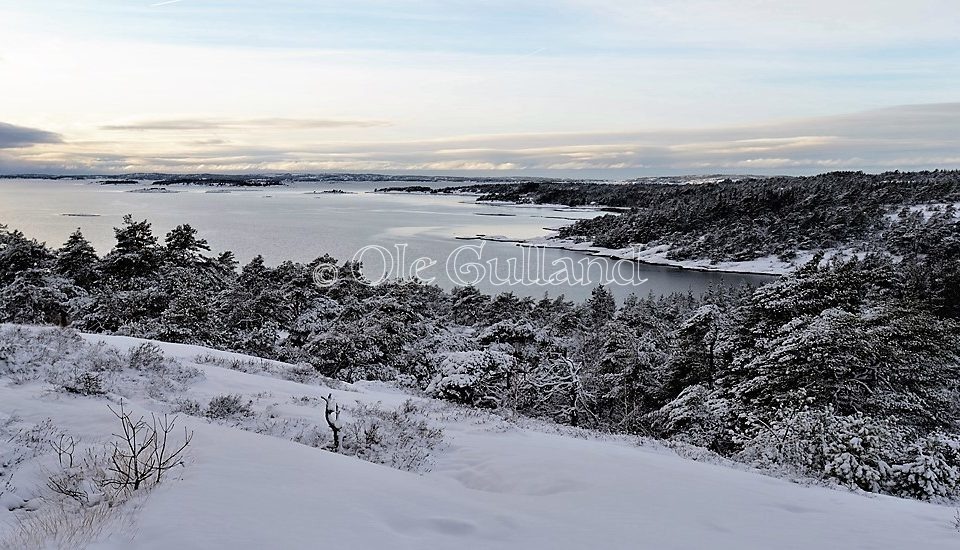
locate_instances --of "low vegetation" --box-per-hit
[0,401,192,549]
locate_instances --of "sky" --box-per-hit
[0,0,958,176]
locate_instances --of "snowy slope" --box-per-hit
[1,330,958,549]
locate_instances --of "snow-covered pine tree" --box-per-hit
[0,268,83,325]
[55,229,101,289]
[164,224,211,267]
[0,225,54,285]
[102,215,162,280]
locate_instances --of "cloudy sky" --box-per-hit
[1,0,958,176]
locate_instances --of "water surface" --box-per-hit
[0,179,775,300]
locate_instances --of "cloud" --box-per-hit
[99,118,391,131]
[5,103,960,176]
[564,0,960,50]
[0,122,62,148]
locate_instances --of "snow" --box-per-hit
[482,234,803,275]
[2,329,958,549]
[510,233,866,275]
[884,202,960,222]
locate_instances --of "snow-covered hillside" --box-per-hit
[1,327,957,549]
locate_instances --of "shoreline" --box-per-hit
[455,234,793,277]
[450,197,801,276]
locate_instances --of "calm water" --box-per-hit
[0,178,774,301]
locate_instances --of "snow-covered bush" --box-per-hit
[648,384,732,450]
[477,319,537,347]
[425,349,514,408]
[0,327,85,383]
[342,400,444,473]
[171,398,204,417]
[737,407,820,473]
[0,329,120,396]
[193,353,273,375]
[337,363,399,383]
[126,342,166,372]
[283,362,318,384]
[204,394,253,420]
[890,433,960,501]
[0,330,199,401]
[60,371,105,396]
[193,354,345,389]
[253,414,331,449]
[80,342,125,373]
[818,413,895,493]
[240,398,443,472]
[738,407,960,500]
[121,343,201,400]
[738,407,905,494]
[0,269,84,325]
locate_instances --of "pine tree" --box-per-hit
[155,271,217,344]
[164,224,211,267]
[0,226,54,285]
[586,285,616,327]
[451,285,489,325]
[55,229,101,288]
[597,320,665,429]
[217,251,239,273]
[102,215,162,280]
[214,255,286,353]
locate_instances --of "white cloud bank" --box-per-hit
[2,103,959,175]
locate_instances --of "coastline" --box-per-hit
[455,232,800,276]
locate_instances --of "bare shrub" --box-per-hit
[171,397,204,416]
[3,443,144,550]
[0,495,143,550]
[205,394,253,420]
[44,447,109,506]
[343,400,445,473]
[126,343,166,372]
[61,370,105,396]
[0,417,62,504]
[283,362,317,384]
[0,416,167,550]
[254,415,330,449]
[50,433,77,468]
[103,401,193,493]
[7,418,62,455]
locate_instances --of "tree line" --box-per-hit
[440,170,960,264]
